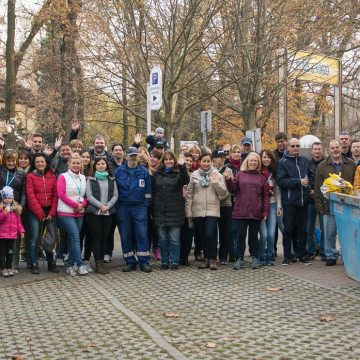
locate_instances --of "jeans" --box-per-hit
[28,209,55,265]
[58,216,84,268]
[323,214,338,260]
[228,218,238,256]
[282,205,308,259]
[218,206,231,261]
[158,226,181,265]
[306,202,324,255]
[236,219,261,259]
[56,214,68,259]
[259,203,277,259]
[193,217,218,260]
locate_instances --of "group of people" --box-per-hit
[0,120,358,278]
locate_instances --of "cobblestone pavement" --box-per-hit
[1,256,360,360]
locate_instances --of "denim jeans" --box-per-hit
[228,218,238,256]
[282,205,308,259]
[323,214,338,260]
[158,226,181,265]
[28,209,55,265]
[58,216,84,268]
[259,203,277,259]
[306,202,324,255]
[56,214,68,259]
[193,217,218,260]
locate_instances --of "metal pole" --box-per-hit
[147,82,151,135]
[202,131,207,147]
[202,112,207,147]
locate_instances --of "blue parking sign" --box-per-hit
[152,72,158,85]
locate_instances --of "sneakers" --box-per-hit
[259,257,266,266]
[1,269,9,277]
[326,259,337,266]
[307,253,316,260]
[266,257,275,266]
[152,248,161,261]
[160,264,169,270]
[171,264,179,271]
[84,261,93,273]
[140,264,152,273]
[233,258,244,270]
[73,263,79,272]
[20,253,26,262]
[104,254,112,263]
[31,263,40,274]
[66,266,77,276]
[179,259,190,266]
[299,257,312,266]
[78,265,88,276]
[56,258,65,267]
[48,262,59,273]
[63,253,69,262]
[7,268,14,276]
[219,259,227,265]
[251,257,259,269]
[282,258,291,266]
[228,254,236,263]
[291,255,297,263]
[320,255,327,262]
[123,263,137,272]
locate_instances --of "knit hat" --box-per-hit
[0,186,14,199]
[155,127,164,135]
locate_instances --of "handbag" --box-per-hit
[41,221,57,253]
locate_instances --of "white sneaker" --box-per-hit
[66,266,77,276]
[78,265,88,276]
[63,253,69,262]
[84,261,93,273]
[56,258,64,267]
[104,254,111,263]
[73,263,78,272]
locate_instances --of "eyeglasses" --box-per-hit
[339,131,349,135]
[290,145,300,148]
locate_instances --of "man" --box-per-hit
[109,142,125,174]
[276,138,311,266]
[212,149,232,264]
[24,133,62,158]
[274,132,288,160]
[339,131,352,158]
[314,140,356,266]
[307,142,325,260]
[241,136,253,162]
[154,140,165,153]
[115,147,152,272]
[90,134,113,161]
[350,139,360,165]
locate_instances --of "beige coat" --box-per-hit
[185,169,227,218]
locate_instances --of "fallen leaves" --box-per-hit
[267,287,283,292]
[319,315,336,321]
[87,344,96,347]
[12,356,24,360]
[205,342,216,348]
[223,337,235,342]
[163,313,179,318]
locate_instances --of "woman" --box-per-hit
[152,151,189,270]
[224,144,242,262]
[57,153,88,276]
[86,158,118,273]
[188,145,201,171]
[138,154,152,173]
[26,154,59,274]
[80,148,93,177]
[185,153,227,270]
[225,153,270,270]
[259,150,281,266]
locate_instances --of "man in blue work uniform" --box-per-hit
[115,147,152,272]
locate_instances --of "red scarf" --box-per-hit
[191,161,201,171]
[229,157,241,170]
[261,166,272,180]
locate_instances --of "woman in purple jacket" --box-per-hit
[225,152,270,270]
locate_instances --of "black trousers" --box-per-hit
[86,214,114,261]
[218,206,232,261]
[0,239,15,269]
[180,220,194,261]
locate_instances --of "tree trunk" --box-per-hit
[122,75,129,148]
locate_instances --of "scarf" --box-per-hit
[164,167,173,173]
[198,167,213,187]
[261,167,272,180]
[95,170,109,180]
[229,157,241,170]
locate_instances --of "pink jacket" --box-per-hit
[0,209,25,239]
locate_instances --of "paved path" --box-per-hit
[1,235,360,359]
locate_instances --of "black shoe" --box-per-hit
[31,263,39,274]
[20,253,26,262]
[291,255,297,263]
[282,258,291,266]
[27,262,32,270]
[171,264,178,271]
[179,259,190,266]
[321,255,327,262]
[140,264,152,273]
[326,259,337,266]
[160,264,169,270]
[123,263,137,272]
[299,257,312,266]
[228,255,236,263]
[48,262,59,273]
[307,253,316,260]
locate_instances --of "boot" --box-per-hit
[210,259,217,270]
[198,259,210,269]
[252,257,259,269]
[96,260,108,274]
[48,262,59,273]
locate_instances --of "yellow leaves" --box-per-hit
[319,315,336,322]
[267,287,283,292]
[223,337,235,341]
[205,342,216,348]
[163,313,180,318]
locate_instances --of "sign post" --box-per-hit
[201,110,212,147]
[147,66,163,135]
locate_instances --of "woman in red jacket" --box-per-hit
[26,154,58,274]
[225,152,270,270]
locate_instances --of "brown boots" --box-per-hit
[198,259,218,270]
[96,260,109,274]
[210,260,217,270]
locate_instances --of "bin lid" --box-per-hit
[330,193,360,208]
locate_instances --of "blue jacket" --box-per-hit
[276,150,310,207]
[114,164,152,207]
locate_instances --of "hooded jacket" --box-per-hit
[276,150,310,207]
[0,165,26,208]
[0,209,25,239]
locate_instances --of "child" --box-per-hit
[146,127,169,152]
[0,186,25,277]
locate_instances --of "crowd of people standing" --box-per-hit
[0,120,358,278]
